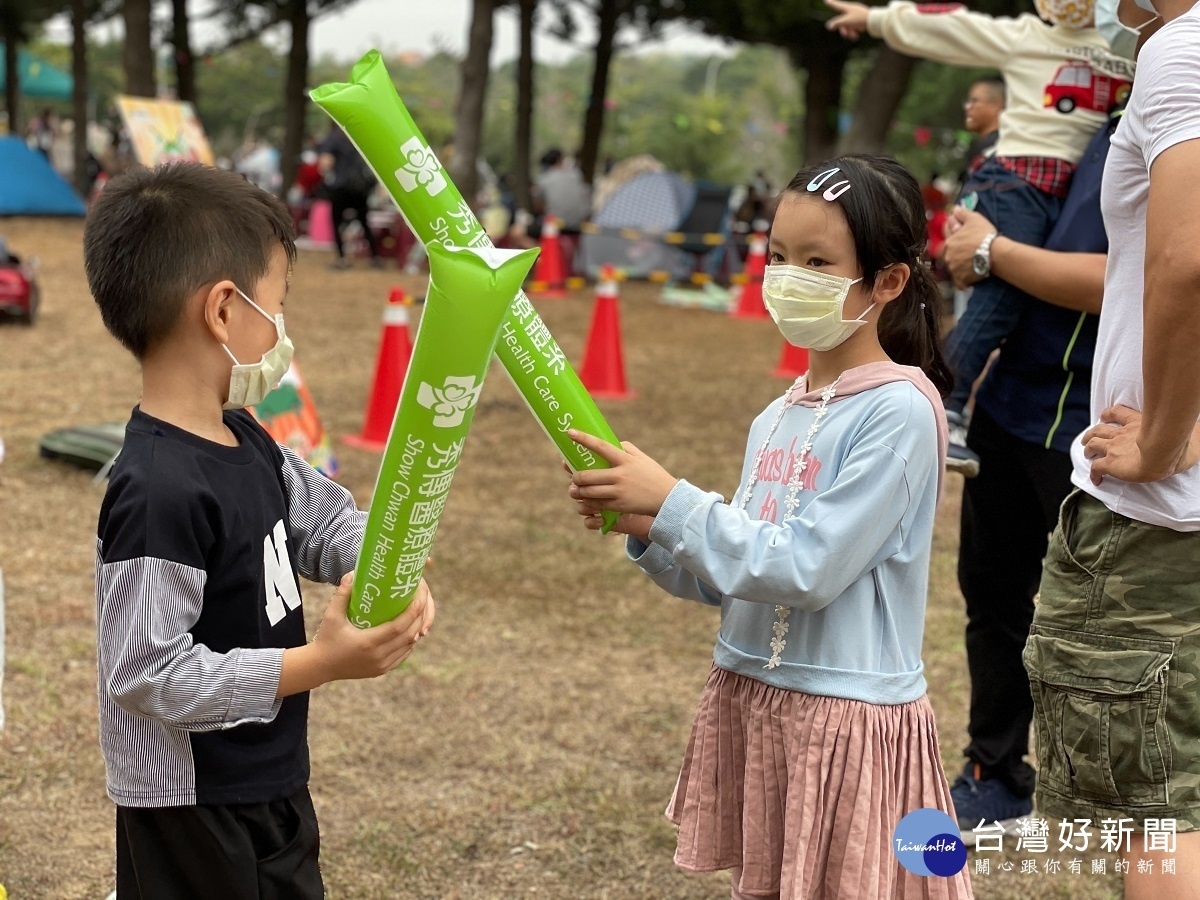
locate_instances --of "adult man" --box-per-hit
[940,105,1110,846]
[317,123,381,270]
[962,76,1005,179]
[952,76,1005,321]
[1000,0,1198,893]
[1022,0,1200,891]
[939,0,1163,848]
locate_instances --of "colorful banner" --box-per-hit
[115,96,215,167]
[250,363,339,478]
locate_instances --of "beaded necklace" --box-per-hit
[733,373,842,670]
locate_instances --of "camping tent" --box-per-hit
[0,46,72,100]
[0,137,85,216]
[579,170,694,279]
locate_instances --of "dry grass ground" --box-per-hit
[0,219,1122,898]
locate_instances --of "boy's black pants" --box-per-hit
[116,786,322,899]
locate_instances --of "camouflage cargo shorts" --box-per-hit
[1024,489,1200,830]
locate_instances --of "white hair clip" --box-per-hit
[807,167,851,201]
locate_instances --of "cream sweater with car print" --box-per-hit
[867,1,1135,163]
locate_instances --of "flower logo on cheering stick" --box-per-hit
[417,375,482,427]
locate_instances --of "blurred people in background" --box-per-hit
[962,76,1005,179]
[318,123,382,270]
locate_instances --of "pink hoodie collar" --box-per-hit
[783,361,949,503]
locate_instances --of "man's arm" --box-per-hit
[990,239,1106,315]
[943,208,1106,315]
[1137,138,1200,476]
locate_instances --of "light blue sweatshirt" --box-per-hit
[628,362,948,705]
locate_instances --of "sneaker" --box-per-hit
[950,762,1033,847]
[945,410,980,478]
[328,258,352,271]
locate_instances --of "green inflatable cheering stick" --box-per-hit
[312,51,620,533]
[350,242,539,626]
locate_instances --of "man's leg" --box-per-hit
[955,408,1070,827]
[329,191,349,261]
[1124,832,1200,900]
[352,193,380,259]
[1028,494,1200,891]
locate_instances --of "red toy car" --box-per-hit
[0,256,39,325]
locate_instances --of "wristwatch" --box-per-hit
[972,231,999,278]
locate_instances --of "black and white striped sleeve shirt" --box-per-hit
[95,408,365,807]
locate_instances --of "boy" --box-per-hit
[826,0,1135,476]
[84,163,435,898]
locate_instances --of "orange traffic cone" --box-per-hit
[529,216,568,298]
[342,288,414,451]
[579,266,636,400]
[773,342,809,380]
[732,230,769,319]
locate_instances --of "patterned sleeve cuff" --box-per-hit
[648,480,714,552]
[227,648,286,724]
[626,536,675,575]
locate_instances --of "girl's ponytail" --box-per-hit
[879,256,954,398]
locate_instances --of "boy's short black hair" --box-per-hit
[970,75,1007,105]
[84,163,297,359]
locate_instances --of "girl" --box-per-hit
[567,155,970,899]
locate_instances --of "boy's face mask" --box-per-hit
[1035,0,1097,28]
[761,264,873,352]
[222,288,293,410]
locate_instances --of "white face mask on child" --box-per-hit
[222,288,294,410]
[762,264,873,352]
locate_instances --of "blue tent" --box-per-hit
[0,46,73,100]
[0,137,85,216]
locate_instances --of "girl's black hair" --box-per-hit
[784,155,954,398]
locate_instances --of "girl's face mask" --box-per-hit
[761,264,874,352]
[222,288,294,410]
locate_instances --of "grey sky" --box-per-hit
[47,1,735,66]
[309,0,733,64]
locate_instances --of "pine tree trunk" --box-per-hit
[72,0,89,194]
[795,42,847,165]
[841,46,918,155]
[171,0,197,104]
[3,19,19,136]
[452,0,495,206]
[122,0,156,98]
[578,0,618,186]
[513,0,535,213]
[280,0,310,200]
